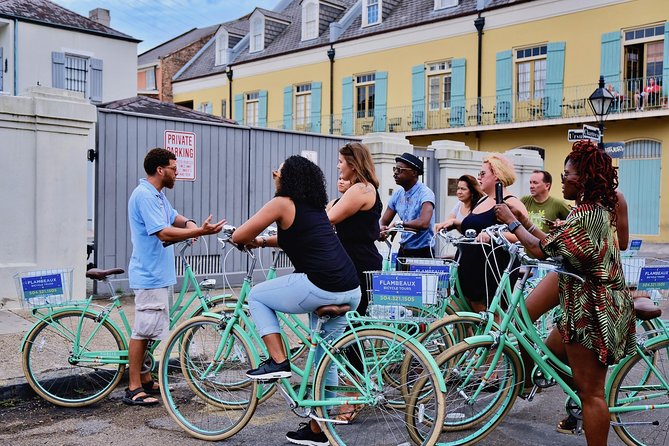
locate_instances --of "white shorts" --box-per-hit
[131,287,170,340]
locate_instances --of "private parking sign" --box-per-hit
[164,130,196,181]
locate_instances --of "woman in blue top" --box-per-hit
[232,155,360,446]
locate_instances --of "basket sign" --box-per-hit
[407,264,449,282]
[372,273,423,307]
[638,266,669,291]
[21,274,63,299]
[629,239,642,251]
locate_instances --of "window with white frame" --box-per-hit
[355,73,375,118]
[623,24,665,91]
[250,16,264,53]
[199,101,212,114]
[221,99,227,118]
[65,54,88,94]
[363,0,381,27]
[142,66,156,91]
[435,0,458,10]
[215,30,229,66]
[427,61,452,110]
[245,92,259,126]
[295,83,312,129]
[515,45,547,102]
[301,0,319,41]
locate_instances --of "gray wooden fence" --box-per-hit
[95,108,359,290]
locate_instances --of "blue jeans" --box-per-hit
[248,273,360,385]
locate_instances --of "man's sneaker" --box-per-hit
[286,422,329,446]
[246,357,291,380]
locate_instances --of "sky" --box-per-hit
[54,0,278,54]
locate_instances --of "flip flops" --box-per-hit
[122,387,159,406]
[142,379,161,395]
[335,404,364,423]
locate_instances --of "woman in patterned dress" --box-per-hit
[495,140,636,446]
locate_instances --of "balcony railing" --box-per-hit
[263,76,667,136]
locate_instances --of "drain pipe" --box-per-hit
[226,66,233,119]
[327,46,335,134]
[474,15,485,126]
[13,18,18,95]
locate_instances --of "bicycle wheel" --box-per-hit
[420,339,522,446]
[609,337,669,446]
[161,316,258,441]
[22,310,126,407]
[313,328,445,446]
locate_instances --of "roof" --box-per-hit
[0,0,139,42]
[98,96,237,124]
[174,0,527,83]
[138,25,220,65]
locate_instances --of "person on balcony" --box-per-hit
[634,76,661,111]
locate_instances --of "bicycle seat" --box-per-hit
[315,304,351,318]
[632,292,662,320]
[86,268,125,280]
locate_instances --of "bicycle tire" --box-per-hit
[160,315,258,441]
[22,310,126,407]
[313,328,445,446]
[608,337,669,446]
[418,339,522,445]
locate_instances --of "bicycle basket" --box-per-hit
[396,257,452,292]
[14,268,73,309]
[630,257,669,301]
[364,270,442,321]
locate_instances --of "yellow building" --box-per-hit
[172,0,669,241]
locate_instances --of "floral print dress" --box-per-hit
[540,204,636,365]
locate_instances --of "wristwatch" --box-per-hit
[508,221,522,233]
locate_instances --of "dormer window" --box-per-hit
[435,0,458,9]
[250,15,264,53]
[214,29,229,66]
[363,0,381,27]
[301,0,319,41]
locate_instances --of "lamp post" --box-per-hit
[587,75,614,148]
[225,66,233,119]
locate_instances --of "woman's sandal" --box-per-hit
[142,379,161,395]
[122,387,159,406]
[556,414,581,434]
[335,404,364,423]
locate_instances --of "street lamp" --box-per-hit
[588,75,614,147]
[225,66,233,119]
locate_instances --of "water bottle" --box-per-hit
[369,305,412,320]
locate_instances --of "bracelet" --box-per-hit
[185,219,197,227]
[527,224,537,233]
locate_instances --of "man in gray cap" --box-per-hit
[380,152,435,262]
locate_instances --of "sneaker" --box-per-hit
[286,423,329,446]
[246,357,291,380]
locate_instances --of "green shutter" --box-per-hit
[600,31,621,89]
[234,93,244,124]
[411,65,425,130]
[283,86,293,130]
[495,50,513,123]
[545,42,565,118]
[342,76,353,135]
[449,58,466,126]
[373,72,387,131]
[258,90,267,127]
[52,52,65,89]
[663,24,669,100]
[310,81,322,133]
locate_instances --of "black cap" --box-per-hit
[395,152,424,175]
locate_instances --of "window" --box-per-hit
[142,66,156,91]
[363,0,380,26]
[295,83,312,129]
[515,45,547,101]
[435,0,458,9]
[301,0,319,41]
[215,30,228,66]
[355,73,375,118]
[245,92,259,126]
[221,99,227,119]
[65,55,88,94]
[198,102,212,114]
[427,61,452,110]
[250,15,264,53]
[623,24,664,94]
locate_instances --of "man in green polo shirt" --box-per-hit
[521,170,570,233]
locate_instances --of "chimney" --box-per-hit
[89,8,110,27]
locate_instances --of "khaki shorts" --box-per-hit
[131,287,170,340]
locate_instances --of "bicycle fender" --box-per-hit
[461,334,498,346]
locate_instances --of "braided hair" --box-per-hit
[566,140,619,222]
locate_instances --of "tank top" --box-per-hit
[278,200,359,292]
[334,190,383,273]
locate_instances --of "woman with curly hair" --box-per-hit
[232,155,360,444]
[495,140,636,446]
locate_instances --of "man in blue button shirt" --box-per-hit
[125,148,225,406]
[380,152,435,263]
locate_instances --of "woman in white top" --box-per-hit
[434,174,483,232]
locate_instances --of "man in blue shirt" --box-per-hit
[380,152,436,262]
[125,148,225,406]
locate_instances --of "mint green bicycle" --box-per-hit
[20,238,232,407]
[159,226,448,444]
